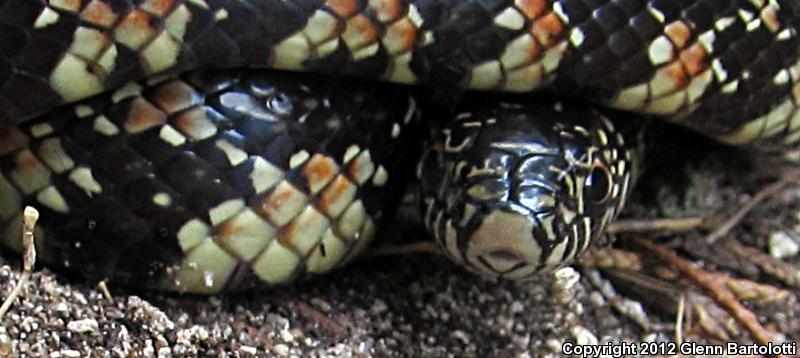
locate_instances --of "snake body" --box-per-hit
[0,0,799,293]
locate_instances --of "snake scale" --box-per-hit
[0,0,798,293]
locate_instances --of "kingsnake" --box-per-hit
[0,0,798,293]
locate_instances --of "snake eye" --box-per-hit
[586,162,613,204]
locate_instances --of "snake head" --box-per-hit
[418,99,635,280]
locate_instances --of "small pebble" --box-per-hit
[553,267,581,304]
[67,319,98,334]
[127,296,175,332]
[279,329,295,343]
[450,330,470,345]
[509,301,524,314]
[54,301,69,314]
[60,350,81,358]
[240,345,257,355]
[546,338,564,352]
[570,326,598,345]
[769,231,799,259]
[272,344,290,356]
[641,333,658,342]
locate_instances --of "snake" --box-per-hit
[0,0,798,294]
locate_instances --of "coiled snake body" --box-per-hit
[0,0,798,293]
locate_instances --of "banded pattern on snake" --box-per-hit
[0,0,798,293]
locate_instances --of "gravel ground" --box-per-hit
[1,126,799,357]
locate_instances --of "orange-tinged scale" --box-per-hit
[277,213,325,251]
[368,0,404,23]
[318,175,354,215]
[15,150,44,171]
[255,183,309,225]
[115,9,159,49]
[51,0,81,12]
[347,151,375,184]
[679,42,708,76]
[276,221,300,246]
[172,107,217,140]
[509,34,541,67]
[665,21,691,49]
[152,80,199,113]
[119,9,155,32]
[348,155,363,180]
[124,98,168,133]
[530,12,564,47]
[760,6,782,32]
[81,0,120,27]
[215,216,246,242]
[326,0,361,18]
[382,18,417,55]
[342,14,380,50]
[660,61,689,92]
[140,0,175,16]
[263,187,293,210]
[524,36,542,62]
[514,0,548,20]
[254,184,307,227]
[303,154,339,192]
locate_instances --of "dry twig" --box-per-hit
[608,217,707,234]
[581,247,642,271]
[706,171,800,244]
[97,280,115,305]
[714,272,794,305]
[675,294,685,347]
[363,241,442,258]
[635,239,783,347]
[0,207,40,320]
[726,240,800,288]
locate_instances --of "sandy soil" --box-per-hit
[1,125,799,357]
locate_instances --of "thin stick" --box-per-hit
[726,240,800,288]
[675,294,685,347]
[363,241,442,257]
[97,280,115,305]
[608,217,706,234]
[706,172,800,244]
[636,239,781,346]
[0,207,40,320]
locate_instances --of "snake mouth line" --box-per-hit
[476,249,537,278]
[484,249,524,264]
[479,249,531,275]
